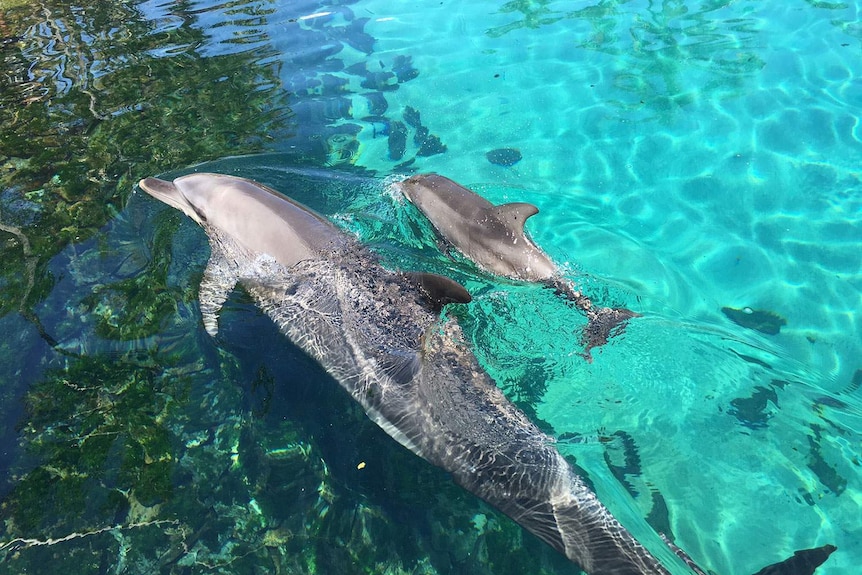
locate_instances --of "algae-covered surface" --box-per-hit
[1,1,861,574]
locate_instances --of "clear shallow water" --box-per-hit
[1,0,860,574]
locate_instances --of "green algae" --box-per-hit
[79,214,185,340]
[0,0,288,325]
[9,355,182,533]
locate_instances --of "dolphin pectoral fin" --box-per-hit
[436,237,457,262]
[491,201,539,231]
[750,544,837,575]
[199,240,241,337]
[405,272,471,311]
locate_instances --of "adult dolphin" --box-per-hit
[394,173,638,360]
[139,173,834,575]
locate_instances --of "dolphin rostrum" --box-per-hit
[139,172,834,575]
[394,173,638,360]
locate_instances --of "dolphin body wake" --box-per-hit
[139,172,835,575]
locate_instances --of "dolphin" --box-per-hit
[139,172,834,575]
[394,173,638,360]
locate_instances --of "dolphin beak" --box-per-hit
[138,177,197,219]
[139,177,178,200]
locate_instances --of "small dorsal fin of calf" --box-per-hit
[489,202,539,235]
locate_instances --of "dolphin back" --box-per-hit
[404,319,681,575]
[140,173,347,269]
[396,173,558,281]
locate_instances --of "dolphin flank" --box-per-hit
[139,172,834,575]
[394,173,639,360]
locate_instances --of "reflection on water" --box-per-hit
[0,0,288,338]
[1,0,860,574]
[488,0,765,120]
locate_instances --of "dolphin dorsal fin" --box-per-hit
[491,202,539,233]
[406,272,472,311]
[198,239,241,336]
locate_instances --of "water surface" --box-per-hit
[0,1,860,574]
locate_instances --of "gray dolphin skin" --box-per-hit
[396,175,558,281]
[394,173,639,360]
[139,173,834,575]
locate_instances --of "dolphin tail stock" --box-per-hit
[413,320,680,575]
[547,277,639,361]
[659,535,709,575]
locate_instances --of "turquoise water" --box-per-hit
[1,0,860,574]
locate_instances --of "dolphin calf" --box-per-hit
[139,172,834,575]
[394,173,638,360]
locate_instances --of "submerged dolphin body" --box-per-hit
[394,173,638,360]
[139,173,834,575]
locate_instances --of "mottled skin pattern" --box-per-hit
[139,173,835,575]
[234,245,674,575]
